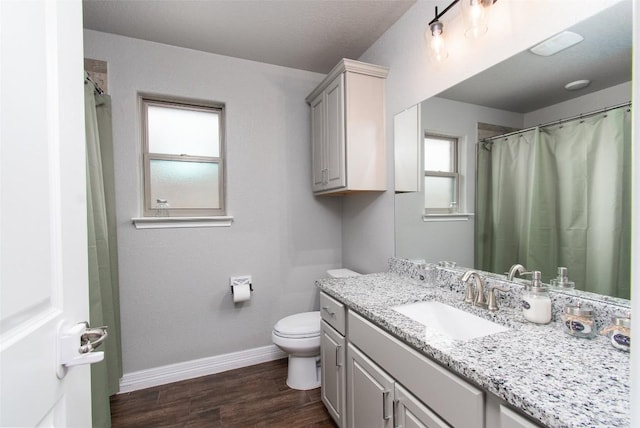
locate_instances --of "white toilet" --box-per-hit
[272,268,361,390]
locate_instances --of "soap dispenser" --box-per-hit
[522,271,552,324]
[550,267,575,289]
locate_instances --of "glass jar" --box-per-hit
[601,315,631,352]
[560,303,596,338]
[521,271,551,324]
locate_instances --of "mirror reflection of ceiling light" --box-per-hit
[564,79,591,91]
[529,31,584,56]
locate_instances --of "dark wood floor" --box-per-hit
[110,358,338,427]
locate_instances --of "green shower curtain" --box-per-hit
[476,106,631,299]
[85,75,123,427]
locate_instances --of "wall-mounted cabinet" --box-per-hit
[306,59,388,195]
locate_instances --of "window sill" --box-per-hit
[132,216,234,229]
[422,213,474,222]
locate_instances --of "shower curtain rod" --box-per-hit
[85,74,104,95]
[481,101,632,143]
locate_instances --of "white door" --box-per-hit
[0,1,93,426]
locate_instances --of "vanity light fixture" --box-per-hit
[426,19,449,63]
[426,0,496,62]
[462,0,489,39]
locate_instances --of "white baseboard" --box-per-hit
[118,344,287,393]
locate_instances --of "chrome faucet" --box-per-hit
[487,284,510,311]
[506,264,530,281]
[460,270,488,309]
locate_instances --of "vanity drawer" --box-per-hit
[349,310,484,428]
[320,292,346,335]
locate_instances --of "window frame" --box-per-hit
[423,132,460,215]
[140,95,226,218]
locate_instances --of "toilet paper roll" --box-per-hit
[232,283,251,303]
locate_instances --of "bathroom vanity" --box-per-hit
[316,261,631,428]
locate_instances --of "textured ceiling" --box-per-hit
[82,0,416,74]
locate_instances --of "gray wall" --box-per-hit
[84,30,342,373]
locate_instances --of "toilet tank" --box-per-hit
[327,268,361,278]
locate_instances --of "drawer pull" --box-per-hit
[322,306,336,317]
[336,345,342,367]
[383,390,391,421]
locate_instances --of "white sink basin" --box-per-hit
[392,301,509,341]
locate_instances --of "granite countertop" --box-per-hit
[316,272,630,428]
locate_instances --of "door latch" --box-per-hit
[57,321,107,378]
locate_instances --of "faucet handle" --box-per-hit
[488,284,510,312]
[464,281,476,304]
[474,287,488,309]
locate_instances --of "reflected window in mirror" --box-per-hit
[424,134,459,214]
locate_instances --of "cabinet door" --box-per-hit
[324,74,346,190]
[321,321,345,427]
[310,92,326,191]
[347,344,394,428]
[395,383,450,428]
[499,405,542,428]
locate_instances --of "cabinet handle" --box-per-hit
[322,306,335,317]
[383,390,391,421]
[335,345,342,367]
[393,399,398,427]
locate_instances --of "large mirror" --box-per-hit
[394,0,632,300]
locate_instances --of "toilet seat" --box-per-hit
[273,311,320,339]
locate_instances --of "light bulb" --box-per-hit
[462,0,488,39]
[426,21,448,63]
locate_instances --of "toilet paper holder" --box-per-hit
[230,275,253,294]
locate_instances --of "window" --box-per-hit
[141,97,225,217]
[424,133,459,214]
